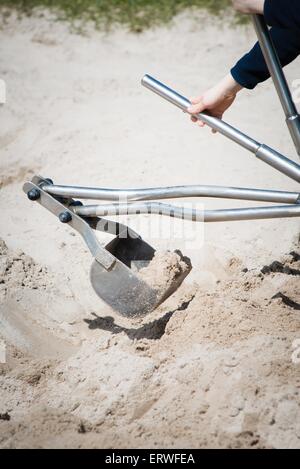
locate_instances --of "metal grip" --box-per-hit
[141,74,260,153]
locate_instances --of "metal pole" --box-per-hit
[43,182,300,205]
[252,14,300,157]
[23,181,116,270]
[141,75,300,182]
[74,201,300,222]
[142,74,259,152]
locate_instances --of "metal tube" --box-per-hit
[252,14,300,156]
[74,202,300,222]
[43,183,300,205]
[142,74,260,153]
[256,145,300,183]
[23,180,116,270]
[141,74,300,182]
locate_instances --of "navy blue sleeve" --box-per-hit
[230,0,300,89]
[264,0,300,29]
[231,27,300,89]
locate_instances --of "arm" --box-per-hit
[233,0,300,28]
[188,0,300,127]
[231,27,300,89]
[232,0,264,14]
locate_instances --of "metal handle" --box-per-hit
[141,74,300,183]
[252,14,300,157]
[43,182,300,205]
[74,201,300,222]
[141,74,259,153]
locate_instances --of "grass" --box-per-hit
[0,0,234,32]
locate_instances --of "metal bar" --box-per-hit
[252,14,300,156]
[141,74,300,183]
[23,180,116,270]
[43,182,300,205]
[142,74,259,152]
[74,201,300,222]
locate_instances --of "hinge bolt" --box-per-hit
[59,211,72,223]
[27,189,40,201]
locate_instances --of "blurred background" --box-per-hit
[0,1,235,32]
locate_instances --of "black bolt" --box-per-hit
[69,200,83,207]
[44,178,54,185]
[59,211,72,223]
[27,189,40,201]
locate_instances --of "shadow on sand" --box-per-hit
[84,295,195,341]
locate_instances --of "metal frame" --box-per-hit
[23,176,192,316]
[24,15,300,263]
[141,75,300,182]
[24,176,116,270]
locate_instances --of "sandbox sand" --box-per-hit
[0,10,300,448]
[138,250,191,294]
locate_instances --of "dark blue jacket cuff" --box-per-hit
[231,65,255,90]
[231,27,300,90]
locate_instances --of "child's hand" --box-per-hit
[231,0,265,14]
[187,74,242,132]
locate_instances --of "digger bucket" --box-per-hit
[23,176,191,317]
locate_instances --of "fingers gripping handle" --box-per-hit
[141,74,260,153]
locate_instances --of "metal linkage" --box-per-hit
[27,175,300,226]
[24,177,116,270]
[73,201,300,222]
[40,179,300,222]
[42,183,300,205]
[23,176,192,316]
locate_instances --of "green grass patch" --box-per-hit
[0,0,234,32]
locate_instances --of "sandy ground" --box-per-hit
[0,10,300,449]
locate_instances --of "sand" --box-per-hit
[0,10,300,448]
[138,250,191,294]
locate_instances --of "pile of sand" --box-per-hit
[138,249,192,294]
[0,239,82,360]
[0,239,49,301]
[1,238,300,448]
